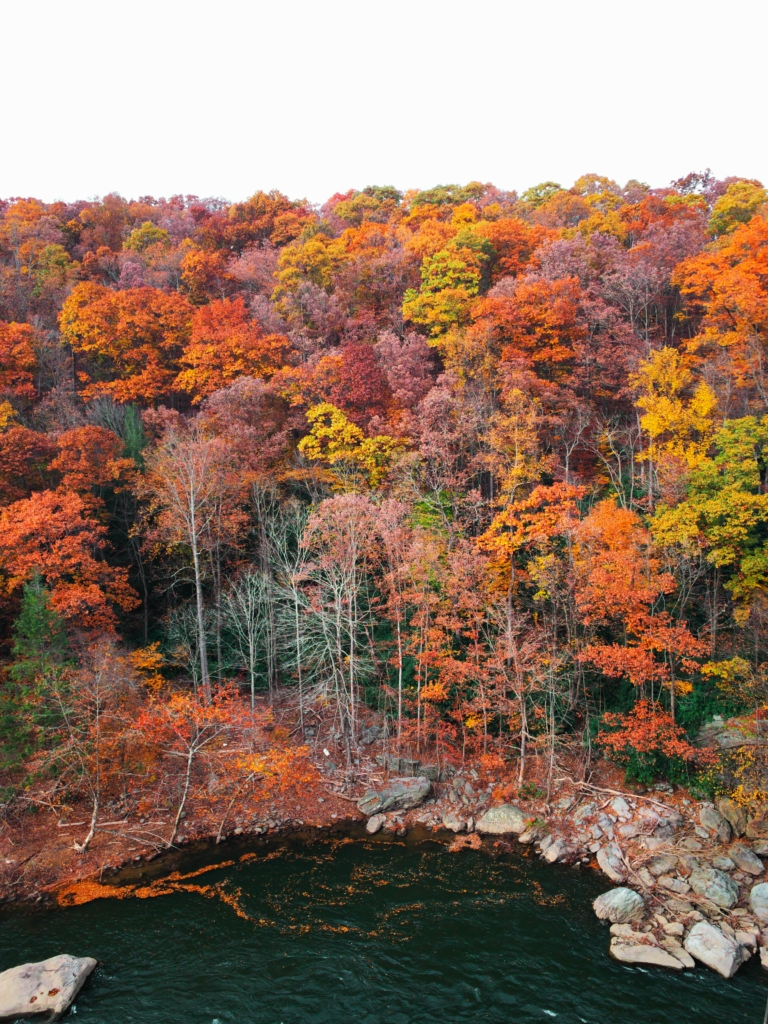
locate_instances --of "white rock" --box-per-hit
[609,941,683,970]
[0,955,97,1022]
[684,921,750,978]
[365,813,386,834]
[735,929,759,950]
[660,940,696,968]
[657,874,691,895]
[597,842,626,883]
[475,804,527,835]
[731,843,765,876]
[750,882,768,915]
[593,887,645,923]
[611,797,631,819]
[441,811,466,833]
[542,838,569,863]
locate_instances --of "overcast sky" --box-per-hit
[2,0,765,205]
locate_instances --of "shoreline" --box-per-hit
[3,755,767,980]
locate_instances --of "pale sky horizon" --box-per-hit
[2,0,765,206]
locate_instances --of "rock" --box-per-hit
[677,855,699,878]
[717,798,748,837]
[658,875,691,895]
[609,923,635,937]
[663,921,685,937]
[697,717,768,751]
[640,836,666,852]
[0,955,97,1022]
[753,841,768,857]
[611,797,632,819]
[680,838,704,852]
[712,856,736,871]
[609,941,683,970]
[618,823,640,839]
[730,843,765,876]
[700,804,731,843]
[636,867,656,889]
[667,899,695,915]
[597,842,626,883]
[475,804,528,835]
[357,777,431,816]
[359,724,385,745]
[593,887,645,924]
[689,866,740,909]
[684,921,750,978]
[694,825,711,840]
[542,838,569,863]
[735,929,759,950]
[365,813,386,834]
[747,811,768,840]
[517,827,540,844]
[761,946,768,970]
[647,854,678,877]
[573,802,596,826]
[750,882,768,916]
[441,812,466,834]
[660,940,696,968]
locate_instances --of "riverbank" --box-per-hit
[3,727,768,982]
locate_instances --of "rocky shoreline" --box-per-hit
[4,756,768,984]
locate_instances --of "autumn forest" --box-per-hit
[1,172,768,849]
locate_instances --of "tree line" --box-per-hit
[1,171,768,842]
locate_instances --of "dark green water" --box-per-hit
[1,828,767,1023]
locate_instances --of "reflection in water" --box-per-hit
[2,828,767,1023]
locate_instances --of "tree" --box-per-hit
[144,425,243,702]
[9,573,68,683]
[59,283,193,404]
[0,321,37,402]
[176,296,292,403]
[673,214,768,413]
[0,489,138,634]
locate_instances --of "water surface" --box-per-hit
[1,828,766,1023]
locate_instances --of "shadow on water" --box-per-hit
[1,825,767,1023]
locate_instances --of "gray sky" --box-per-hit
[3,0,765,204]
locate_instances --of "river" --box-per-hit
[1,827,766,1023]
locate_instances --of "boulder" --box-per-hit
[357,777,431,816]
[689,866,740,909]
[657,875,691,895]
[365,813,386,834]
[712,856,736,871]
[475,804,528,835]
[730,843,764,876]
[0,954,97,1022]
[684,921,750,978]
[753,841,768,857]
[699,804,731,843]
[747,811,768,841]
[441,811,466,834]
[610,797,631,819]
[646,854,678,877]
[542,838,570,864]
[597,842,626,883]
[593,887,645,924]
[573,801,596,826]
[717,798,748,837]
[660,941,696,969]
[750,882,768,916]
[609,941,683,970]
